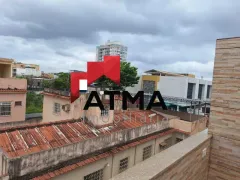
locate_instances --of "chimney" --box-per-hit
[85,93,114,127]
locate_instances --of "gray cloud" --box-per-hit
[0,0,240,79]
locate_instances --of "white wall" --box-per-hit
[158,76,212,100]
[158,76,188,98]
[188,78,212,100]
[16,68,41,77]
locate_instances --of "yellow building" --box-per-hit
[139,69,195,93]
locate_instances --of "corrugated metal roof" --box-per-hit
[0,111,165,158]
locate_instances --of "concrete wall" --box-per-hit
[7,119,170,178]
[111,148,135,177]
[15,68,41,77]
[0,64,12,78]
[0,118,42,129]
[152,133,211,180]
[53,156,113,180]
[158,76,212,100]
[169,117,207,135]
[135,139,155,164]
[110,130,211,180]
[208,37,240,180]
[159,76,187,98]
[0,93,26,123]
[0,78,27,89]
[155,134,173,154]
[42,94,86,122]
[51,132,177,180]
[85,96,114,126]
[0,153,8,177]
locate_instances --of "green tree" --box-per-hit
[43,80,53,88]
[96,61,140,90]
[52,72,70,90]
[26,92,43,114]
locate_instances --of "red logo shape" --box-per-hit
[71,56,120,103]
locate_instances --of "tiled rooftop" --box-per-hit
[0,111,165,158]
[33,128,183,180]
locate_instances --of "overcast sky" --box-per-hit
[0,0,239,80]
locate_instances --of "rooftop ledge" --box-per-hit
[111,129,211,180]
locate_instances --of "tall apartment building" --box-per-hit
[96,40,127,61]
[12,61,41,77]
[0,58,27,124]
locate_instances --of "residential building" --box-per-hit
[135,70,212,101]
[42,88,86,122]
[0,58,13,78]
[104,37,240,180]
[0,105,207,179]
[0,81,201,179]
[0,58,27,124]
[96,40,127,61]
[126,70,212,115]
[0,37,238,180]
[12,61,41,77]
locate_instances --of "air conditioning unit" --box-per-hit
[62,104,70,112]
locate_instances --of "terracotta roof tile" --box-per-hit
[0,110,166,158]
[0,88,26,93]
[33,128,182,179]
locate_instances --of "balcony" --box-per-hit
[0,59,12,78]
[0,78,27,90]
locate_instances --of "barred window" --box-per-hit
[84,169,103,180]
[101,109,109,116]
[0,102,11,116]
[53,103,61,114]
[159,141,167,151]
[15,101,22,106]
[119,157,129,173]
[143,145,152,161]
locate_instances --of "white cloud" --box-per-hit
[1,0,240,79]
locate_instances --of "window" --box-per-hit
[165,137,172,147]
[143,145,152,161]
[207,85,211,99]
[198,84,204,99]
[119,157,129,173]
[159,142,167,151]
[15,101,22,106]
[84,169,103,180]
[101,109,109,116]
[54,103,61,114]
[0,102,11,116]
[187,83,194,99]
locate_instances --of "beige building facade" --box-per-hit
[12,61,41,77]
[49,131,178,180]
[0,58,27,124]
[0,58,13,78]
[42,90,86,122]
